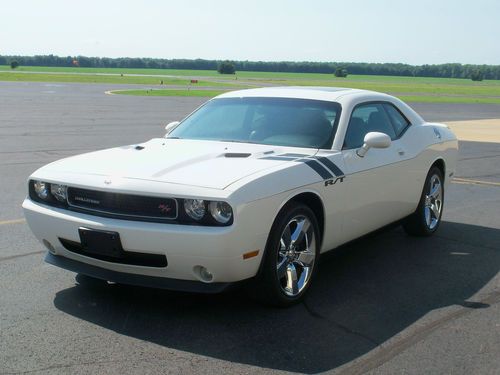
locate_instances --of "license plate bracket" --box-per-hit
[78,227,123,258]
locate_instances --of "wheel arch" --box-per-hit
[255,189,326,278]
[288,192,325,247]
[270,190,325,248]
[430,158,446,181]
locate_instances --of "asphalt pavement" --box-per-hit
[0,81,499,374]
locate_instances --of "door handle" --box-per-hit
[397,148,405,156]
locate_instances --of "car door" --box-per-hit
[339,102,413,242]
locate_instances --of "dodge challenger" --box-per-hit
[22,87,458,306]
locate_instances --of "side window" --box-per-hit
[344,103,396,149]
[384,104,411,137]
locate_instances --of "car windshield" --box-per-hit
[169,97,341,149]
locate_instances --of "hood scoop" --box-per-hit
[224,152,251,158]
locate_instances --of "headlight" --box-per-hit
[30,180,68,206]
[209,201,233,224]
[184,199,206,221]
[50,184,67,202]
[33,181,49,200]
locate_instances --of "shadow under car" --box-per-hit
[53,221,500,373]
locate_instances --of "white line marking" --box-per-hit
[452,178,500,187]
[0,218,26,226]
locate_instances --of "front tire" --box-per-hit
[252,202,320,307]
[403,166,444,236]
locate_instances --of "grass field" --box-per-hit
[2,65,500,104]
[0,70,236,87]
[110,89,227,97]
[0,65,224,77]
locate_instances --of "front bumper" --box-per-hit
[45,252,231,293]
[23,198,269,285]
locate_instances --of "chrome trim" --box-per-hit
[276,215,316,297]
[424,174,443,230]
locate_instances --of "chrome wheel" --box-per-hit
[276,215,316,297]
[424,174,443,230]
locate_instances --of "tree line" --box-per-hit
[1,54,499,80]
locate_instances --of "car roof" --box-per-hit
[216,86,381,102]
[215,86,425,126]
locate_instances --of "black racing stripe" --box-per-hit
[260,156,295,161]
[260,155,334,180]
[299,159,333,180]
[314,156,345,177]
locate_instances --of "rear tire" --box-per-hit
[403,166,444,236]
[251,202,320,307]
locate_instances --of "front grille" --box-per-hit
[59,238,168,268]
[67,187,177,221]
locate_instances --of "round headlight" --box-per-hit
[209,201,233,224]
[50,184,67,202]
[34,181,49,200]
[184,199,206,221]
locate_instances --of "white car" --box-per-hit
[23,87,458,306]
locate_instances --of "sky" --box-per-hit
[1,0,499,65]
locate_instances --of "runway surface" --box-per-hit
[1,81,499,374]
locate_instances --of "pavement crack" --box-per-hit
[1,358,128,375]
[0,148,92,155]
[0,161,48,166]
[335,291,500,375]
[302,299,380,346]
[0,250,44,262]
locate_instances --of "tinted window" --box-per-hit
[170,97,341,149]
[344,103,396,149]
[384,104,410,137]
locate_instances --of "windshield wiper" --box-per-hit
[219,139,259,144]
[166,136,182,139]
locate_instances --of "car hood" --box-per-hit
[40,138,318,190]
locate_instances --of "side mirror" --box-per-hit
[356,132,391,157]
[164,121,180,136]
